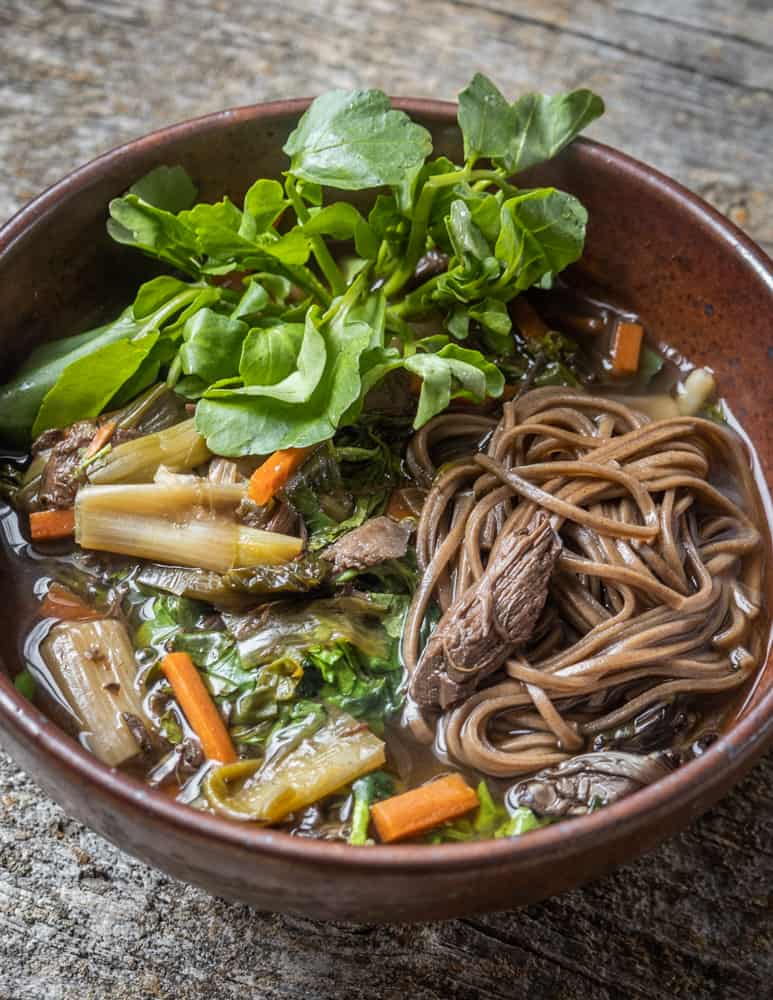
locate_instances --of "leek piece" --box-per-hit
[205,708,385,822]
[608,393,680,421]
[76,481,246,517]
[88,418,209,484]
[75,502,303,572]
[677,368,716,416]
[40,619,149,767]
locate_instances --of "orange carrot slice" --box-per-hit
[83,420,117,461]
[29,508,75,541]
[248,447,314,506]
[370,774,479,843]
[161,652,237,764]
[611,321,644,375]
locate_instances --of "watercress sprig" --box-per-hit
[0,74,604,453]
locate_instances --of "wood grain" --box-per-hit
[0,1,771,997]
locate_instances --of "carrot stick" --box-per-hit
[248,446,314,506]
[511,298,550,340]
[41,582,101,621]
[29,508,75,541]
[83,420,117,460]
[370,774,479,843]
[611,321,644,375]
[160,652,237,764]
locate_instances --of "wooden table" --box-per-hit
[1,2,771,997]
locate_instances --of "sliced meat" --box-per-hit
[323,516,412,574]
[410,517,561,710]
[32,427,66,455]
[37,420,138,509]
[38,420,97,508]
[507,751,673,818]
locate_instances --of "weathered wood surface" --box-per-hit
[0,1,771,997]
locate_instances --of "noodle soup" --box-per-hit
[0,77,768,846]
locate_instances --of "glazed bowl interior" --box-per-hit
[0,99,771,922]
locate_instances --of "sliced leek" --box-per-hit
[205,709,385,822]
[677,368,716,416]
[75,502,302,573]
[88,418,209,484]
[76,482,246,517]
[40,619,148,767]
[608,393,680,421]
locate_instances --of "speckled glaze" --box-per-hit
[0,100,771,923]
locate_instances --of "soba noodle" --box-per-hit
[402,388,764,778]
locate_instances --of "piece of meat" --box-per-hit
[507,751,673,818]
[31,427,66,455]
[37,420,138,509]
[38,420,97,508]
[323,516,412,574]
[410,517,561,710]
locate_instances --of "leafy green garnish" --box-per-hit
[0,73,604,450]
[458,74,604,172]
[283,89,433,190]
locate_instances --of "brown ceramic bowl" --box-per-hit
[0,99,771,923]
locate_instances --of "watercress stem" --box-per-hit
[166,353,183,388]
[285,177,346,297]
[384,168,469,298]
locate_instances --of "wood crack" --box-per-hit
[616,6,773,57]
[458,916,650,997]
[444,0,773,97]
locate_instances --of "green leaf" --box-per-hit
[495,806,553,838]
[457,74,604,173]
[196,300,374,455]
[32,332,159,436]
[506,90,605,173]
[446,306,470,341]
[405,343,504,427]
[179,309,247,384]
[107,195,202,275]
[469,298,513,354]
[238,322,306,386]
[230,280,271,320]
[241,179,288,234]
[301,203,378,260]
[132,276,196,319]
[283,89,432,191]
[447,199,493,264]
[496,188,587,291]
[458,73,514,165]
[178,197,244,234]
[127,165,198,212]
[0,308,138,445]
[232,658,304,724]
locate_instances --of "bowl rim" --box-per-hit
[0,96,771,872]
